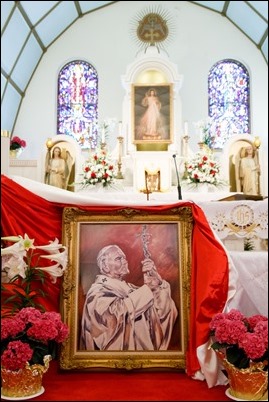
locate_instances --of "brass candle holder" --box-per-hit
[116,136,124,179]
[198,141,205,151]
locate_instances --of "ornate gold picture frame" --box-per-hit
[132,84,173,145]
[60,206,193,371]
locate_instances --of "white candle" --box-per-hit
[101,128,105,143]
[119,121,122,137]
[184,122,189,135]
[200,128,204,142]
[88,123,92,138]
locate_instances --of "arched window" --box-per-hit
[57,60,98,149]
[208,59,250,149]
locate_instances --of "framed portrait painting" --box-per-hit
[60,206,193,371]
[132,84,173,144]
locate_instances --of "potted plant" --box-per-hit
[9,136,27,158]
[209,309,268,400]
[1,234,69,399]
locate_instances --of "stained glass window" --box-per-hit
[57,60,98,149]
[208,59,250,149]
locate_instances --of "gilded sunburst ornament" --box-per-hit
[131,7,175,52]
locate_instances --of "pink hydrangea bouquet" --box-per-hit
[1,307,69,370]
[209,309,268,370]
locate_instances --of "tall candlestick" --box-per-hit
[117,136,123,163]
[116,136,124,179]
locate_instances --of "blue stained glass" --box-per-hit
[57,60,98,149]
[208,59,250,149]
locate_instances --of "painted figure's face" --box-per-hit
[246,146,253,156]
[105,247,129,279]
[53,147,61,157]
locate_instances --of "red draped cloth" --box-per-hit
[1,174,228,377]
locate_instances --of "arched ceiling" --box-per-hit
[1,1,268,133]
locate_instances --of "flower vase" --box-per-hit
[222,358,268,401]
[194,183,209,193]
[1,355,51,400]
[78,183,120,193]
[182,182,210,193]
[9,148,23,159]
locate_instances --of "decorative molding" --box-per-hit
[9,159,38,167]
[122,46,183,90]
[1,130,11,138]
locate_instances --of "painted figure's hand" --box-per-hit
[142,258,162,290]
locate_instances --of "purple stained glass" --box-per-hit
[57,61,98,149]
[208,59,250,149]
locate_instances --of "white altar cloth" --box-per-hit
[10,175,240,205]
[227,251,268,316]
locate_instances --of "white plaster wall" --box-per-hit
[11,1,268,195]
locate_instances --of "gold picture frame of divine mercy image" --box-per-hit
[60,206,193,371]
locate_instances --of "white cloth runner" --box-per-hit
[199,199,268,239]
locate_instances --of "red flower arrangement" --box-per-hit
[209,309,268,370]
[10,136,27,150]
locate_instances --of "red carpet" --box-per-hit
[32,360,230,401]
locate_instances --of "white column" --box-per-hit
[1,130,11,176]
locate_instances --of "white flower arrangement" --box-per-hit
[80,148,116,188]
[182,152,222,186]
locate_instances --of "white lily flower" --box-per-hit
[7,262,28,280]
[1,236,22,242]
[1,233,69,311]
[1,234,35,253]
[1,254,28,279]
[20,234,35,251]
[1,241,26,257]
[38,263,66,283]
[35,238,63,254]
[40,247,68,270]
